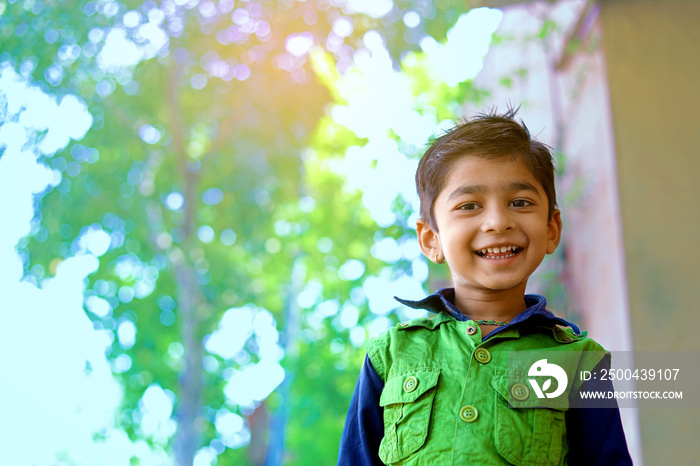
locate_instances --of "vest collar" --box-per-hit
[394,287,581,335]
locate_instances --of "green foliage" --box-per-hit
[284,339,365,465]
[4,0,511,464]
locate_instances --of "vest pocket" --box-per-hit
[378,369,440,464]
[491,374,567,466]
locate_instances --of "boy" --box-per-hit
[337,109,632,465]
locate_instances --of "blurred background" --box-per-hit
[0,0,698,464]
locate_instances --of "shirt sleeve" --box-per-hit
[337,355,385,466]
[566,357,633,465]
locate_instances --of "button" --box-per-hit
[511,383,530,401]
[459,405,478,423]
[403,376,418,393]
[466,326,477,335]
[474,347,492,364]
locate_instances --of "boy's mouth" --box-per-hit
[475,245,522,259]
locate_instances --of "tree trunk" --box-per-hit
[173,258,204,466]
[173,171,204,465]
[264,257,304,465]
[169,59,205,465]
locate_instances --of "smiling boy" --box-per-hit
[338,109,632,465]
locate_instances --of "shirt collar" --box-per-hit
[394,287,581,336]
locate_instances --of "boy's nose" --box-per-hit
[481,207,515,233]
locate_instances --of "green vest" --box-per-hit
[367,311,607,465]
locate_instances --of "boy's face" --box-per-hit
[417,154,561,298]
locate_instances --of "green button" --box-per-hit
[511,383,530,401]
[474,347,491,364]
[403,376,418,393]
[459,405,478,423]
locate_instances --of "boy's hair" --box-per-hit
[416,107,557,229]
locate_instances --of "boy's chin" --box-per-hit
[457,278,530,294]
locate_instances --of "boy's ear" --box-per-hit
[546,209,563,254]
[416,218,442,263]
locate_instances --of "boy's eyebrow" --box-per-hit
[447,181,541,201]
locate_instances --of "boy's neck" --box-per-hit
[452,285,529,322]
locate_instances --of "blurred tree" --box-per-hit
[2,0,493,464]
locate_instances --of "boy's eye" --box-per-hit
[458,202,480,211]
[510,199,532,208]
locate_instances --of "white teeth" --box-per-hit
[478,246,518,256]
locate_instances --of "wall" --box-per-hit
[599,0,700,463]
